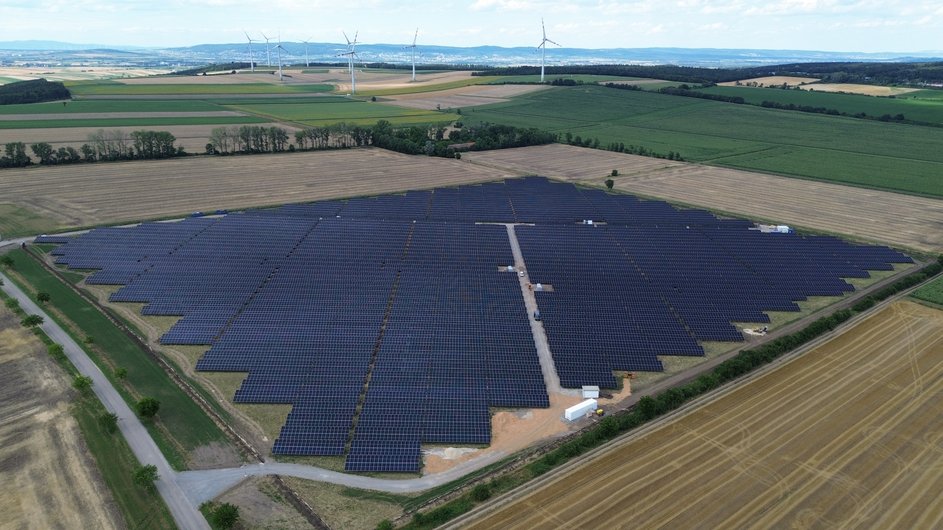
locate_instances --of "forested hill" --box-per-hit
[0,79,71,105]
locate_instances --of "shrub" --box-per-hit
[471,483,492,502]
[605,178,614,190]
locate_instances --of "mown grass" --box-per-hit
[701,85,943,126]
[227,98,458,126]
[0,291,177,529]
[0,99,228,114]
[467,85,943,197]
[0,115,269,129]
[911,275,943,306]
[0,203,60,238]
[67,80,333,96]
[4,249,230,470]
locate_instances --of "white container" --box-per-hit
[564,399,598,421]
[581,385,600,399]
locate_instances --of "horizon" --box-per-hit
[1,1,940,53]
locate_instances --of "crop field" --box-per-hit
[0,148,514,236]
[720,76,819,87]
[0,122,296,156]
[463,144,943,254]
[701,85,943,126]
[380,84,551,110]
[912,276,943,306]
[0,307,122,530]
[461,300,943,530]
[801,83,921,96]
[67,80,333,96]
[226,97,457,126]
[466,85,943,197]
[0,99,229,114]
[0,115,268,129]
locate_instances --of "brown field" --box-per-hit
[0,66,172,83]
[382,84,551,110]
[463,144,943,253]
[720,76,819,87]
[800,83,921,96]
[460,300,943,530]
[1,147,514,234]
[0,307,121,529]
[116,72,292,85]
[0,122,299,161]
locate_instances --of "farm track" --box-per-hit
[457,300,943,529]
[464,144,943,254]
[0,148,516,234]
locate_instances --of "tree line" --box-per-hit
[0,129,184,168]
[0,79,71,105]
[205,125,292,154]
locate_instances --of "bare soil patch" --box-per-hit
[2,148,514,234]
[0,122,297,156]
[801,83,921,96]
[0,308,121,529]
[463,301,943,529]
[464,144,943,253]
[215,476,310,530]
[720,76,819,87]
[383,84,551,110]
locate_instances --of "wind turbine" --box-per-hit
[244,31,256,72]
[405,28,419,82]
[275,37,286,81]
[339,31,360,94]
[537,19,560,83]
[261,32,273,66]
[301,36,314,68]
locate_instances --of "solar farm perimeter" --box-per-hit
[38,177,911,473]
[458,300,943,529]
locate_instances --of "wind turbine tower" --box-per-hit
[537,19,560,83]
[244,32,257,72]
[405,28,419,82]
[275,38,286,81]
[261,32,273,66]
[302,37,314,68]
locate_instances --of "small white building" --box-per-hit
[581,385,600,399]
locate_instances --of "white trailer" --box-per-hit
[564,399,598,421]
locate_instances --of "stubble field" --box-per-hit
[464,144,943,254]
[459,300,943,530]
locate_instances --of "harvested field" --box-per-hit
[0,147,514,235]
[0,308,121,529]
[801,83,921,96]
[0,122,296,156]
[720,76,819,87]
[382,84,551,110]
[0,66,171,83]
[464,144,943,253]
[461,300,943,530]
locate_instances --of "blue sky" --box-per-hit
[1,0,940,52]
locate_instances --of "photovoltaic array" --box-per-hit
[38,176,911,472]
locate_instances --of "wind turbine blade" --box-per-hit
[343,31,351,45]
[413,28,418,46]
[547,38,561,47]
[542,18,547,39]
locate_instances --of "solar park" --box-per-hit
[36,176,912,473]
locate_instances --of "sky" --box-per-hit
[1,0,941,52]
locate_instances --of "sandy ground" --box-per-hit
[461,300,943,529]
[0,122,300,159]
[801,83,921,96]
[721,76,819,87]
[0,66,172,83]
[382,84,551,110]
[1,147,514,233]
[463,144,943,254]
[0,308,122,529]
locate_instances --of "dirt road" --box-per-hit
[457,300,943,529]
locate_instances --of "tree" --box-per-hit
[73,375,93,395]
[99,412,119,434]
[36,291,50,303]
[605,178,614,190]
[21,314,44,327]
[47,343,64,359]
[115,367,128,380]
[30,142,55,164]
[135,397,160,419]
[210,503,241,529]
[0,255,13,268]
[132,464,159,492]
[471,483,492,502]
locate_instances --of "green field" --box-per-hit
[67,80,333,96]
[912,275,943,306]
[0,115,269,129]
[467,85,943,197]
[701,85,943,126]
[490,74,653,84]
[355,76,501,97]
[5,249,232,470]
[227,98,458,126]
[0,99,228,114]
